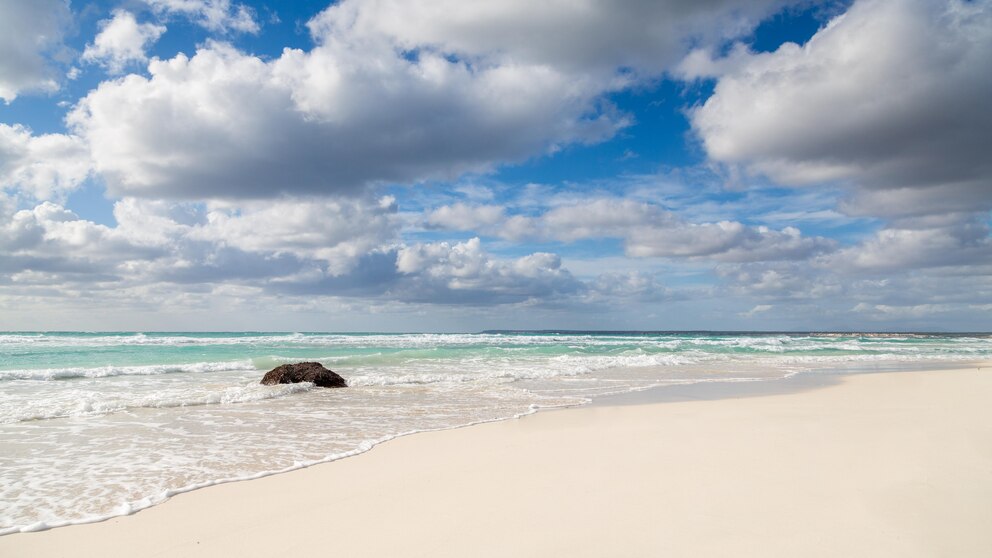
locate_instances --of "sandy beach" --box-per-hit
[2,366,990,557]
[3,0,989,554]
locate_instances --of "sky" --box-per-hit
[0,0,989,332]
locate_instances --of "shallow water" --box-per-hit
[1,331,989,534]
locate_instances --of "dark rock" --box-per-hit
[260,362,347,388]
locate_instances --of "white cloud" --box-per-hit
[425,203,505,231]
[0,202,157,278]
[425,198,835,263]
[850,303,956,320]
[67,0,798,201]
[144,0,259,34]
[667,0,992,327]
[709,263,992,330]
[540,199,671,242]
[5,0,989,330]
[688,0,992,216]
[0,0,71,102]
[308,0,785,75]
[83,10,167,75]
[0,197,590,308]
[108,195,403,276]
[0,191,403,290]
[586,271,671,303]
[453,184,495,201]
[395,238,581,304]
[626,221,832,262]
[190,196,398,272]
[0,124,91,200]
[739,304,773,318]
[713,215,992,326]
[68,41,625,199]
[826,217,992,273]
[0,197,389,300]
[1,194,987,328]
[717,263,828,299]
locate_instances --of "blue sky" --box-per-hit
[0,0,989,331]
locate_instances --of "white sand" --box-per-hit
[2,367,990,557]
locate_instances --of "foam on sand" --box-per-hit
[1,366,988,557]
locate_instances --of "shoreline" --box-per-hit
[593,358,982,407]
[1,360,973,536]
[0,358,850,536]
[2,364,990,556]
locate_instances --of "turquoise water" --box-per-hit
[1,331,989,534]
[4,331,988,375]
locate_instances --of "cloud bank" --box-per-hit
[0,0,989,330]
[687,0,992,217]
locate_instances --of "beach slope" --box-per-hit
[2,367,990,557]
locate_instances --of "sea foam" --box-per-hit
[1,331,988,536]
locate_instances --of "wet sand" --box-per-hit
[2,366,990,557]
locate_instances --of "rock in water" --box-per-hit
[260,362,347,388]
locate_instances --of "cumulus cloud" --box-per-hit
[308,0,786,75]
[717,263,831,300]
[0,193,402,293]
[586,271,671,303]
[687,0,992,216]
[722,216,992,300]
[83,10,167,75]
[189,196,398,271]
[673,0,992,328]
[425,198,835,263]
[0,202,160,285]
[713,216,992,329]
[711,260,991,330]
[394,238,582,304]
[0,197,592,308]
[1,193,985,327]
[5,0,987,330]
[68,40,624,199]
[144,0,259,34]
[825,216,992,273]
[539,199,832,262]
[626,221,832,261]
[0,0,71,102]
[0,124,91,200]
[109,195,401,274]
[68,0,796,200]
[425,203,506,231]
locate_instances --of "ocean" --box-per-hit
[1,331,989,535]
